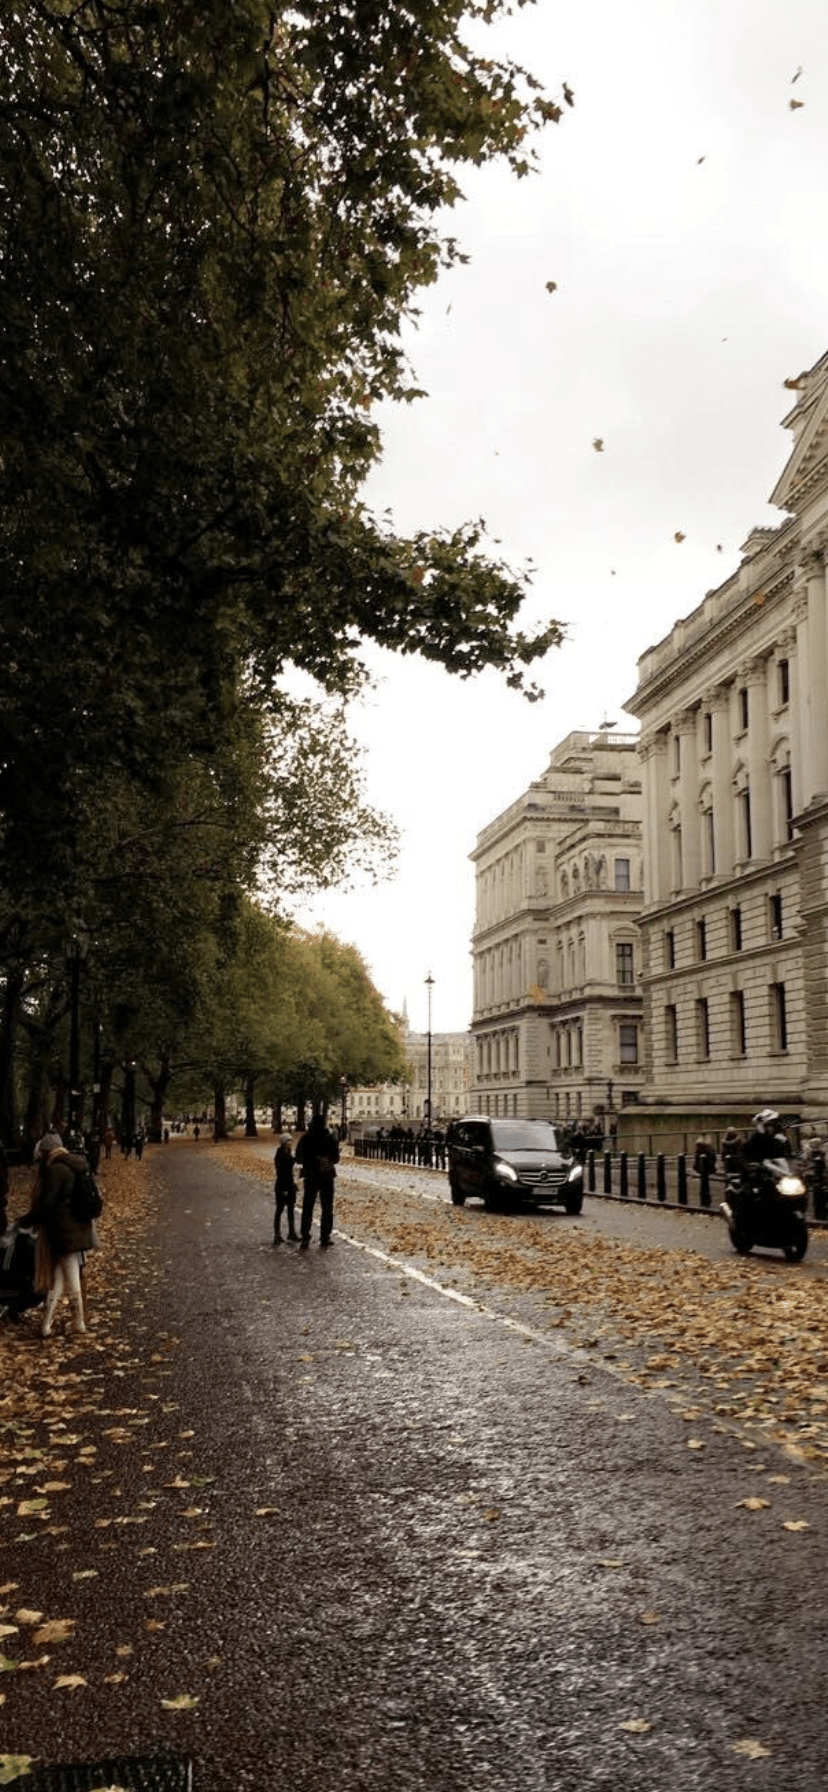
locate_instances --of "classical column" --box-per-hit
[797,552,828,805]
[744,654,771,862]
[676,708,701,890]
[707,682,735,878]
[792,581,810,809]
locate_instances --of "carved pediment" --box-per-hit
[771,352,828,514]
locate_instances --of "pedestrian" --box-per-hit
[273,1135,299,1245]
[134,1126,145,1161]
[103,1124,115,1161]
[28,1140,100,1337]
[193,1123,200,1142]
[295,1112,340,1249]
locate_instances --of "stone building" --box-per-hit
[470,729,645,1123]
[625,349,828,1147]
[347,1009,473,1130]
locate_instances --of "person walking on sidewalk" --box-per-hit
[295,1112,340,1249]
[273,1136,299,1245]
[30,1141,99,1336]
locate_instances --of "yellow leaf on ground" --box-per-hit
[53,1674,86,1690]
[782,1520,809,1532]
[638,1612,660,1625]
[160,1692,199,1711]
[619,1717,653,1733]
[735,1498,770,1511]
[32,1620,75,1645]
[732,1738,772,1759]
[0,1755,36,1785]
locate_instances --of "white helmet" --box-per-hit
[753,1109,779,1130]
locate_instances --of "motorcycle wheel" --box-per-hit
[784,1219,808,1263]
[729,1223,753,1256]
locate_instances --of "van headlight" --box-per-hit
[567,1163,584,1183]
[494,1159,518,1183]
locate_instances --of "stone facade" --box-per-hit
[347,1017,473,1129]
[626,349,828,1145]
[470,730,645,1123]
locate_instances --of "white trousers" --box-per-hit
[42,1252,86,1335]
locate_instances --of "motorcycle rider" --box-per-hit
[742,1109,790,1171]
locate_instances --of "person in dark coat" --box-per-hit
[295,1113,340,1249]
[33,1143,98,1337]
[273,1136,299,1245]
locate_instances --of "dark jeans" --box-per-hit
[301,1175,335,1243]
[274,1188,297,1239]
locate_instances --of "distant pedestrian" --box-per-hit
[103,1125,115,1161]
[295,1113,340,1249]
[273,1136,298,1245]
[193,1124,200,1142]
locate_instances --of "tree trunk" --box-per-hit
[213,1082,228,1141]
[244,1077,257,1137]
[144,1051,172,1143]
[0,965,23,1146]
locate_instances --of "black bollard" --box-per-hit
[637,1153,647,1200]
[656,1154,667,1202]
[620,1152,629,1198]
[587,1150,596,1193]
[699,1160,711,1208]
[603,1151,612,1194]
[677,1153,688,1205]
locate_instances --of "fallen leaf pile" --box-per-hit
[220,1140,828,1469]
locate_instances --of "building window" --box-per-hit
[665,928,676,970]
[780,766,794,841]
[739,686,749,732]
[619,1023,638,1065]
[729,990,747,1058]
[665,1004,678,1063]
[769,893,783,941]
[614,857,631,892]
[730,906,742,952]
[739,788,752,860]
[778,658,790,707]
[703,807,715,875]
[672,825,683,889]
[696,919,707,962]
[616,942,634,986]
[703,711,713,756]
[771,981,788,1052]
[673,733,681,775]
[695,997,710,1061]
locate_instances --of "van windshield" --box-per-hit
[490,1121,561,1153]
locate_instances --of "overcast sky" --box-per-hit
[296,0,828,1036]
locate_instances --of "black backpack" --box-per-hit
[70,1166,103,1222]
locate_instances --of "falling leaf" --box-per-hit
[697,155,705,164]
[782,1520,809,1532]
[53,1674,86,1690]
[732,1739,772,1759]
[160,1692,199,1711]
[592,438,604,452]
[790,98,804,110]
[674,531,686,543]
[545,281,558,293]
[735,1497,771,1511]
[619,1717,653,1733]
[791,66,803,83]
[563,82,575,106]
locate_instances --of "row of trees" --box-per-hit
[0,1,567,1142]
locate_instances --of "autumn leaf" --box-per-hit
[732,1739,772,1759]
[53,1674,86,1690]
[16,1501,47,1517]
[790,98,804,110]
[674,531,686,543]
[33,1619,75,1645]
[686,1439,705,1450]
[638,1612,660,1625]
[0,1628,18,1642]
[255,1507,279,1516]
[160,1692,199,1711]
[545,281,558,293]
[619,1717,652,1733]
[782,1520,809,1532]
[592,438,604,452]
[0,1656,19,1674]
[735,1498,770,1511]
[0,1756,35,1785]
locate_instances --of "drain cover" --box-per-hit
[22,1754,191,1791]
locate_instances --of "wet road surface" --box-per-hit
[4,1141,828,1790]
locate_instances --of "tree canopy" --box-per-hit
[0,0,568,1137]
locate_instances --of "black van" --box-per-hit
[447,1116,584,1214]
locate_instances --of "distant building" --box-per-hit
[347,1005,473,1129]
[471,729,644,1123]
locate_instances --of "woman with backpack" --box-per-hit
[30,1141,101,1337]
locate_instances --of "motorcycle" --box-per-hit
[720,1157,808,1261]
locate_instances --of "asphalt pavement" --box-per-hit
[5,1142,828,1791]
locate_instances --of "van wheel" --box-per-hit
[564,1190,584,1216]
[483,1186,501,1213]
[449,1174,465,1207]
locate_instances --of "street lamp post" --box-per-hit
[425,973,434,1128]
[339,1075,348,1138]
[67,927,89,1135]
